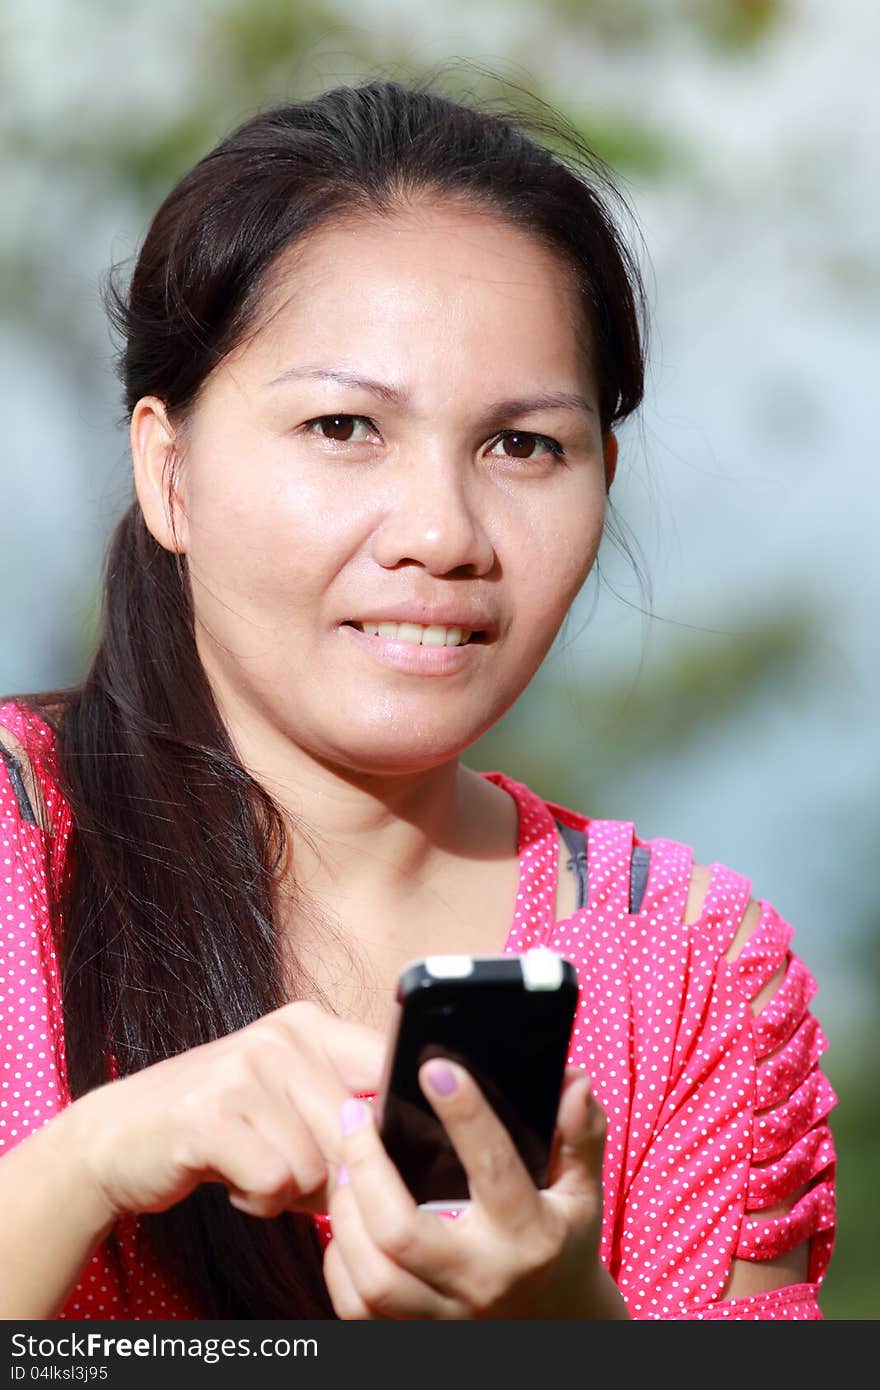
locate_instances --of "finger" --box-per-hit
[334,1097,464,1297]
[546,1070,607,1200]
[245,1028,378,1181]
[191,1115,304,1219]
[417,1059,543,1233]
[322,1231,375,1320]
[323,1222,444,1321]
[328,1133,463,1318]
[231,1088,328,1205]
[275,1003,387,1094]
[243,1039,346,1167]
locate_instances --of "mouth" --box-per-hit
[341,621,489,646]
[337,620,492,676]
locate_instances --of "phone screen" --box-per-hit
[378,956,578,1207]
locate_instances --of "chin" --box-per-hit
[330,723,477,776]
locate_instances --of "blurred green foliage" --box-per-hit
[470,601,823,812]
[542,0,784,50]
[696,0,784,52]
[3,0,871,1320]
[821,1064,878,1320]
[817,921,880,1320]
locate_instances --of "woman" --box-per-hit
[0,77,836,1320]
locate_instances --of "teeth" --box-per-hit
[358,621,472,646]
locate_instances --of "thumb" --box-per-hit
[547,1068,607,1199]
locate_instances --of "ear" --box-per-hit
[603,430,618,494]
[130,396,189,553]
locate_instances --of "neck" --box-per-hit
[214,696,514,912]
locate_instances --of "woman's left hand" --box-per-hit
[323,1061,625,1319]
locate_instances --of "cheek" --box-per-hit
[184,463,350,614]
[557,506,605,595]
[508,489,605,629]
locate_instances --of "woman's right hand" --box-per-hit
[59,1001,386,1225]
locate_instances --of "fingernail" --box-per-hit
[336,1164,350,1189]
[341,1097,367,1135]
[425,1061,458,1097]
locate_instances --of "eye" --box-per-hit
[487,431,565,461]
[300,416,565,461]
[302,414,377,443]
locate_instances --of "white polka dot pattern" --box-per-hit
[0,700,197,1320]
[0,703,837,1320]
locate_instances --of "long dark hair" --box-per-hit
[7,73,648,1317]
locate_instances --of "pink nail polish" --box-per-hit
[425,1061,458,1097]
[341,1097,366,1134]
[336,1164,350,1188]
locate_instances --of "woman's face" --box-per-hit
[133,202,617,777]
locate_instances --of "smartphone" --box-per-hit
[376,949,579,1210]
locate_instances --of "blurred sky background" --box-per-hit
[1,0,877,1316]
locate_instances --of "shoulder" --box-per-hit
[623,827,825,1076]
[686,860,764,958]
[587,802,788,1015]
[540,781,779,1007]
[540,781,769,966]
[0,724,45,831]
[0,698,64,836]
[683,858,785,1014]
[0,708,60,1027]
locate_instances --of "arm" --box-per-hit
[677,868,836,1318]
[721,892,810,1298]
[1,721,394,1321]
[0,725,112,1318]
[0,1101,117,1319]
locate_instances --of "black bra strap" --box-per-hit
[0,744,38,825]
[630,845,651,916]
[555,817,589,911]
[553,816,651,915]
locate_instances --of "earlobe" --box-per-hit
[130,396,188,554]
[604,431,619,494]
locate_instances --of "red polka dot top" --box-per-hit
[0,699,836,1320]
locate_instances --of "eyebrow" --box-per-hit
[263,364,596,422]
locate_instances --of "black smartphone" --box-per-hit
[377,949,579,1209]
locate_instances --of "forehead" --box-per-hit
[230,203,589,384]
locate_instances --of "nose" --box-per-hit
[369,448,496,577]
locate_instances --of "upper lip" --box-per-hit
[343,604,496,634]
